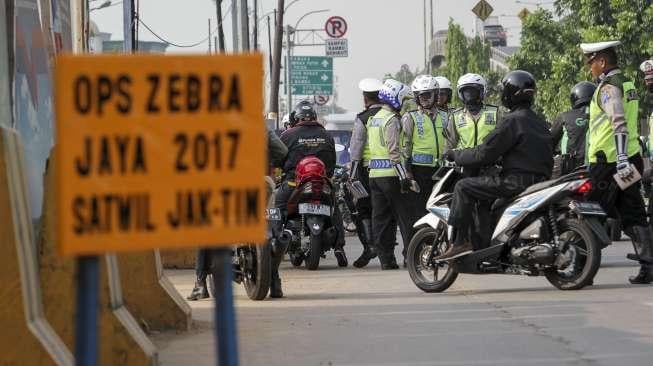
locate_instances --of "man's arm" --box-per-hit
[400,112,415,162]
[550,115,564,153]
[444,112,460,151]
[454,119,515,167]
[384,115,403,165]
[267,129,288,167]
[349,117,367,162]
[598,84,628,134]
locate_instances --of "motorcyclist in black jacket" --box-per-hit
[272,100,344,297]
[550,81,597,177]
[436,70,554,260]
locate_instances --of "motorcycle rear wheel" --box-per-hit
[305,234,322,270]
[545,218,601,290]
[241,243,272,300]
[407,226,458,293]
[289,252,304,267]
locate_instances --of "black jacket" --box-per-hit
[454,106,553,179]
[550,107,588,162]
[280,120,336,178]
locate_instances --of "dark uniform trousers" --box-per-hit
[370,177,421,262]
[412,165,438,210]
[588,154,647,230]
[448,174,542,248]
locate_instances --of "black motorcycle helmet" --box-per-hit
[290,100,317,126]
[569,81,597,109]
[501,70,536,110]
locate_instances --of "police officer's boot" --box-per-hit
[186,273,209,301]
[269,237,289,298]
[353,219,377,268]
[625,226,653,284]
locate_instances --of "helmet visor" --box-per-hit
[461,86,482,105]
[416,91,436,108]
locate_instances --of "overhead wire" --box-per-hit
[136,2,232,49]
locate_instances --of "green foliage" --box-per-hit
[510,1,653,121]
[384,64,420,85]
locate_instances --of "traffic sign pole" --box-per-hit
[212,249,239,366]
[75,256,100,366]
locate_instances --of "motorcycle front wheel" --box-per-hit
[544,218,601,290]
[407,226,458,293]
[241,243,272,300]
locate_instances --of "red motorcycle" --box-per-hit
[280,156,347,270]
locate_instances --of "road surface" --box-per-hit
[154,236,653,366]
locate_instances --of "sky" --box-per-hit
[91,0,556,114]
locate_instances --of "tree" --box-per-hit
[444,19,468,102]
[510,2,653,121]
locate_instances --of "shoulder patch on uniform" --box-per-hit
[600,90,610,105]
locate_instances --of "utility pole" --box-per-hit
[286,25,293,116]
[269,0,285,126]
[231,0,239,52]
[240,0,250,50]
[215,0,226,52]
[208,18,212,54]
[123,0,135,52]
[267,15,273,73]
[423,0,427,73]
[253,0,259,50]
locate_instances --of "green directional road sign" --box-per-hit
[289,56,333,95]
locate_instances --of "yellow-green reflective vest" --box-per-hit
[588,75,639,163]
[452,105,499,148]
[368,108,398,178]
[409,110,445,166]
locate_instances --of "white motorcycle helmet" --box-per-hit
[379,79,411,110]
[358,78,384,92]
[434,76,452,91]
[457,73,487,100]
[411,75,439,93]
[641,59,653,80]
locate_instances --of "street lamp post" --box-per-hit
[515,0,554,8]
[90,0,112,12]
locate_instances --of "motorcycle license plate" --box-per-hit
[298,203,331,216]
[266,208,282,221]
[568,201,606,216]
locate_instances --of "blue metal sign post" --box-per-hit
[75,256,100,366]
[213,249,240,366]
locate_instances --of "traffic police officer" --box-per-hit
[446,73,500,151]
[639,60,653,221]
[368,79,420,269]
[581,40,653,284]
[434,76,453,112]
[402,75,446,207]
[350,78,385,268]
[550,81,597,177]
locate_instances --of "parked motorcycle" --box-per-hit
[280,156,347,270]
[407,166,610,292]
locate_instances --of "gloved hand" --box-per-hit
[443,150,457,162]
[614,133,633,179]
[616,153,633,178]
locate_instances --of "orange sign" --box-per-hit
[55,54,266,256]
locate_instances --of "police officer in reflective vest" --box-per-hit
[349,78,385,268]
[445,73,500,151]
[550,81,597,177]
[639,60,653,221]
[435,76,453,113]
[581,40,653,284]
[402,75,446,206]
[368,79,421,269]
